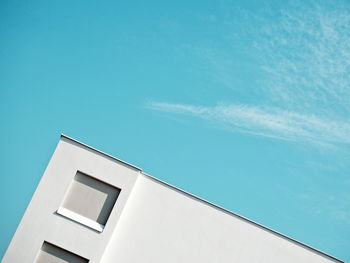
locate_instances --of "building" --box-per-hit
[2,135,345,263]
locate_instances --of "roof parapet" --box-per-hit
[60,134,142,172]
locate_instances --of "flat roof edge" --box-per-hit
[58,134,345,263]
[60,134,142,172]
[142,172,346,263]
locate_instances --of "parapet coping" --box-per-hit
[60,134,345,263]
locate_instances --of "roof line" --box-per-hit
[142,173,345,263]
[60,134,142,172]
[59,134,345,263]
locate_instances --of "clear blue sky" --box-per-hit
[1,0,349,261]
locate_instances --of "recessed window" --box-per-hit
[57,171,121,232]
[35,241,89,263]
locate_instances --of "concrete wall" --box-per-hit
[2,136,344,263]
[35,242,89,263]
[101,175,342,263]
[2,136,139,263]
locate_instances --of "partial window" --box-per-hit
[57,171,121,232]
[35,241,89,263]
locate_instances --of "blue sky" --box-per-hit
[1,0,350,261]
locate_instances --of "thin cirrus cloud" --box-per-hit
[148,102,350,146]
[148,1,350,147]
[255,0,350,115]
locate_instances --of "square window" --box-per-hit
[57,171,121,232]
[35,242,89,263]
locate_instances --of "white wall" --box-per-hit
[101,174,341,263]
[2,136,343,263]
[2,137,139,263]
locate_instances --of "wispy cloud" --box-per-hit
[148,0,350,147]
[256,0,350,115]
[148,102,350,146]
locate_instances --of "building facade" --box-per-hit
[2,135,344,263]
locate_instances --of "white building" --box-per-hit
[2,135,345,263]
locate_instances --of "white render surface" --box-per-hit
[2,136,139,263]
[35,242,89,263]
[2,135,344,263]
[101,175,341,263]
